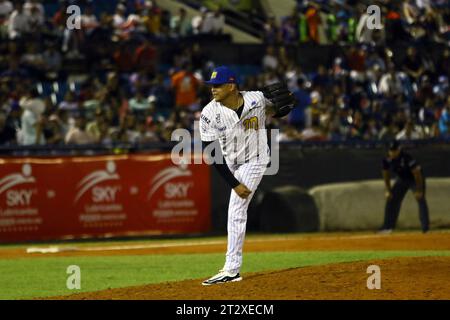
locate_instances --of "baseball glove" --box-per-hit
[262,82,296,118]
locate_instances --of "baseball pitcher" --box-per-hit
[200,66,295,285]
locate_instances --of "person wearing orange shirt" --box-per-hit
[171,64,199,110]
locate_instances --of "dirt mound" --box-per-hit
[47,256,450,300]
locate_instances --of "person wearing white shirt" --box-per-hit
[211,9,225,34]
[113,4,127,29]
[262,46,278,71]
[378,66,404,96]
[8,2,30,39]
[19,91,46,145]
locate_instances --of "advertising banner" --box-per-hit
[0,154,210,242]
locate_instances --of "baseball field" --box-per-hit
[0,230,449,300]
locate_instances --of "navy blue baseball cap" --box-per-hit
[205,66,238,85]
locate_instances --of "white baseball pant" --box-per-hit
[223,161,267,274]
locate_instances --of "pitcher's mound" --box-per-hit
[49,256,450,300]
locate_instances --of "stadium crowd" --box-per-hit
[0,0,449,147]
[264,0,450,46]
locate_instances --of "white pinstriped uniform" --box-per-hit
[200,91,269,274]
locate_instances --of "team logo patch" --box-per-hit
[211,71,217,79]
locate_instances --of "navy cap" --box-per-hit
[205,66,238,85]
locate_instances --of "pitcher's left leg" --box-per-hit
[224,162,267,274]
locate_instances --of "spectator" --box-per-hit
[58,91,79,113]
[278,125,301,142]
[385,3,410,43]
[396,119,424,140]
[78,4,99,36]
[143,6,162,36]
[0,56,29,82]
[347,46,367,72]
[262,46,278,71]
[0,0,13,25]
[300,118,325,141]
[4,101,21,134]
[378,119,398,141]
[210,8,225,34]
[171,64,199,110]
[281,14,298,44]
[112,3,127,30]
[8,1,29,39]
[191,6,206,35]
[128,90,152,112]
[133,38,157,74]
[403,46,424,82]
[111,112,139,143]
[42,113,64,145]
[24,0,45,21]
[19,89,45,145]
[65,113,96,144]
[42,43,62,79]
[439,98,450,137]
[113,42,134,73]
[418,98,437,132]
[305,2,322,44]
[402,0,420,26]
[378,64,404,96]
[289,78,311,129]
[20,42,45,78]
[86,108,109,143]
[362,117,380,140]
[133,118,160,143]
[263,15,280,44]
[0,111,16,145]
[170,8,191,37]
[24,0,45,34]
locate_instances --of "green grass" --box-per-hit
[1,250,449,300]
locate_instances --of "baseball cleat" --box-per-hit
[377,229,393,234]
[202,270,242,286]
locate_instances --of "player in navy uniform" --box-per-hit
[380,141,429,233]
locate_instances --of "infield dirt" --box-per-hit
[22,231,449,300]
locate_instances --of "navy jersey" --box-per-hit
[382,151,419,181]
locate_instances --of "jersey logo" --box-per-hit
[243,116,259,130]
[201,114,211,125]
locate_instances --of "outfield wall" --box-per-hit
[212,144,450,233]
[309,179,450,231]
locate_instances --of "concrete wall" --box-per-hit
[309,178,450,231]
